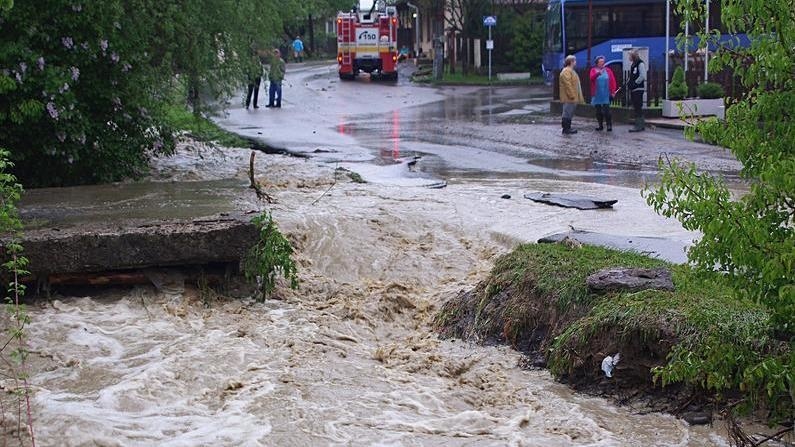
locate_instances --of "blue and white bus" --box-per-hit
[542,0,746,82]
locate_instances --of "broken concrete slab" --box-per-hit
[18,216,257,277]
[587,267,674,293]
[524,192,617,210]
[538,230,690,264]
[9,178,262,281]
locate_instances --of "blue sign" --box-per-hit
[483,16,497,27]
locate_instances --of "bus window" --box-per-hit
[564,5,612,54]
[544,2,562,53]
[611,3,665,37]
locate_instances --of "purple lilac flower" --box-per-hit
[46,102,59,120]
[15,72,22,83]
[37,57,45,70]
[77,133,86,144]
[81,42,89,50]
[59,83,70,93]
[62,37,74,49]
[100,39,108,52]
[19,62,27,74]
[70,66,80,81]
[56,132,66,142]
[72,4,82,12]
[122,63,131,72]
[110,52,120,63]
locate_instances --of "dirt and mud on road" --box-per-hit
[217,62,742,190]
[10,63,747,445]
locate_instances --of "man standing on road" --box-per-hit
[266,49,286,108]
[244,50,263,109]
[292,36,304,63]
[627,50,647,132]
[559,55,584,134]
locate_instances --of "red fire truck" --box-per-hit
[336,5,399,81]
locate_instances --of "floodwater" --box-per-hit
[13,142,734,446]
[7,64,747,445]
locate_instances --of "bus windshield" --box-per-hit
[544,2,562,53]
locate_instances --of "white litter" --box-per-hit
[601,353,621,378]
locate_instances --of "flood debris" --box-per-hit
[249,151,276,203]
[524,192,617,210]
[538,230,689,264]
[601,353,621,378]
[587,267,674,293]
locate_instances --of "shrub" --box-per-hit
[697,82,725,99]
[667,66,688,100]
[243,211,299,300]
[647,0,795,425]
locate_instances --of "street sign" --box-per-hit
[483,16,497,27]
[486,40,494,50]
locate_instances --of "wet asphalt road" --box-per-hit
[216,62,742,190]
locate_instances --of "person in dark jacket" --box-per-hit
[589,56,617,131]
[244,51,263,109]
[627,50,647,132]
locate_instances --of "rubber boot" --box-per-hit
[595,107,604,131]
[563,118,577,134]
[629,116,645,132]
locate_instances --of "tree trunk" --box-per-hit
[448,32,456,74]
[463,37,470,75]
[308,13,316,56]
[188,73,201,116]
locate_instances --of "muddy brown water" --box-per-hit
[5,143,738,446]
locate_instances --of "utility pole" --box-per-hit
[407,2,419,59]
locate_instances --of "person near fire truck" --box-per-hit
[266,49,286,108]
[292,36,304,63]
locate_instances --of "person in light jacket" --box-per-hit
[559,55,584,134]
[627,50,647,132]
[589,56,618,131]
[266,49,286,108]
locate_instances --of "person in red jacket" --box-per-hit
[589,56,618,131]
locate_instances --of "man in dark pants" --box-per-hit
[245,51,262,109]
[627,50,647,132]
[266,49,286,108]
[245,76,261,109]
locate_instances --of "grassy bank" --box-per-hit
[434,243,779,415]
[412,68,544,86]
[165,104,250,148]
[436,72,544,86]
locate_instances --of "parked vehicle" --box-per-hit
[337,5,399,81]
[541,0,749,84]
